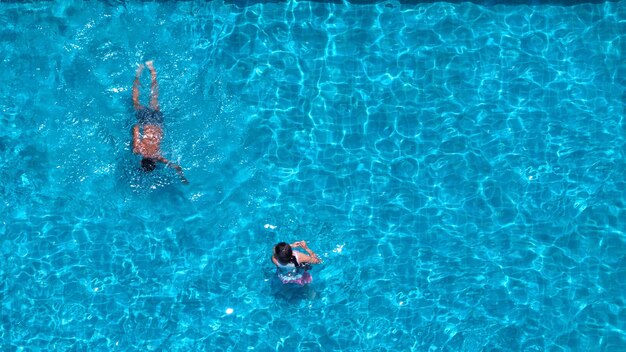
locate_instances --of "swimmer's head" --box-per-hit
[141,158,157,172]
[274,242,293,264]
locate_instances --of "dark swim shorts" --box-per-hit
[136,107,164,126]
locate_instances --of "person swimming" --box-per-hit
[131,60,188,184]
[271,241,321,286]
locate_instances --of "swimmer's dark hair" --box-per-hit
[274,242,293,264]
[141,158,157,172]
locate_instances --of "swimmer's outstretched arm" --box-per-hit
[133,64,145,111]
[157,156,189,184]
[145,60,160,111]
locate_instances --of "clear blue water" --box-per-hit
[1,0,625,350]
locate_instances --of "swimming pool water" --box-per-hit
[1,0,625,350]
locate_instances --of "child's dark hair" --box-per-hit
[274,242,293,264]
[141,158,157,172]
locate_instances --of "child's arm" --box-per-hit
[293,241,322,264]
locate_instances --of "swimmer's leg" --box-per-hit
[133,64,145,111]
[146,60,160,111]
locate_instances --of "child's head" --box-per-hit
[274,242,293,264]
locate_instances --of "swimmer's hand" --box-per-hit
[292,241,307,248]
[174,166,189,185]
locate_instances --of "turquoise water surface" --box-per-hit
[1,0,625,350]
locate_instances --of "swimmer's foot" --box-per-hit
[145,61,157,79]
[135,64,145,77]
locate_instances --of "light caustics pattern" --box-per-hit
[0,1,624,351]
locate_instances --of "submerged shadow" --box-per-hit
[269,273,320,302]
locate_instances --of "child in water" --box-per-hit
[272,241,321,286]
